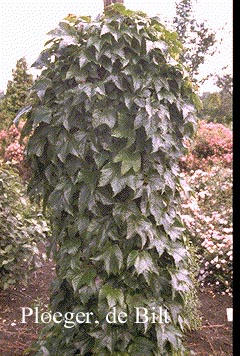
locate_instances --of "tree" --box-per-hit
[215,73,232,96]
[0,91,4,102]
[173,0,216,83]
[200,74,232,126]
[0,58,33,128]
[18,4,200,355]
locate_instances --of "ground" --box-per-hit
[0,254,232,356]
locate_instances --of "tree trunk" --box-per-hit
[104,0,124,11]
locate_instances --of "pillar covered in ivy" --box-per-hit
[20,4,200,355]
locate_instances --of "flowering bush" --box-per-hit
[181,121,232,171]
[0,123,30,179]
[4,141,24,162]
[180,166,232,295]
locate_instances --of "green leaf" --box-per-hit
[92,109,116,129]
[99,284,125,308]
[87,35,101,52]
[112,116,136,148]
[59,35,78,49]
[132,75,142,91]
[79,15,91,23]
[113,149,141,175]
[134,251,158,275]
[101,24,111,36]
[151,133,164,153]
[126,218,154,248]
[108,75,123,90]
[128,337,155,356]
[149,193,166,226]
[169,269,192,297]
[32,106,52,124]
[79,54,89,68]
[94,245,123,275]
[48,180,73,214]
[78,185,91,214]
[31,77,52,101]
[127,250,138,268]
[101,24,119,41]
[48,21,78,39]
[127,251,158,275]
[66,64,80,79]
[168,241,187,266]
[95,191,113,205]
[99,164,116,187]
[93,152,109,169]
[27,136,46,157]
[95,83,106,96]
[72,266,96,291]
[146,39,168,54]
[190,92,203,111]
[78,82,93,98]
[156,323,183,352]
[110,176,127,196]
[31,49,51,68]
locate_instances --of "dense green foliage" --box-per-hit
[19,4,200,355]
[0,162,49,289]
[0,58,33,129]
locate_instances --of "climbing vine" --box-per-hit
[18,4,200,355]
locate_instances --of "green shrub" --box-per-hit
[0,162,49,289]
[180,167,232,295]
[200,88,232,128]
[19,4,201,355]
[0,111,12,131]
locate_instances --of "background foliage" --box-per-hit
[173,0,216,82]
[0,162,49,290]
[199,74,232,127]
[0,57,33,130]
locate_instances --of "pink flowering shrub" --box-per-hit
[0,123,30,180]
[4,141,24,162]
[180,167,232,295]
[181,121,232,171]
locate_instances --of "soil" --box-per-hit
[0,251,233,356]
